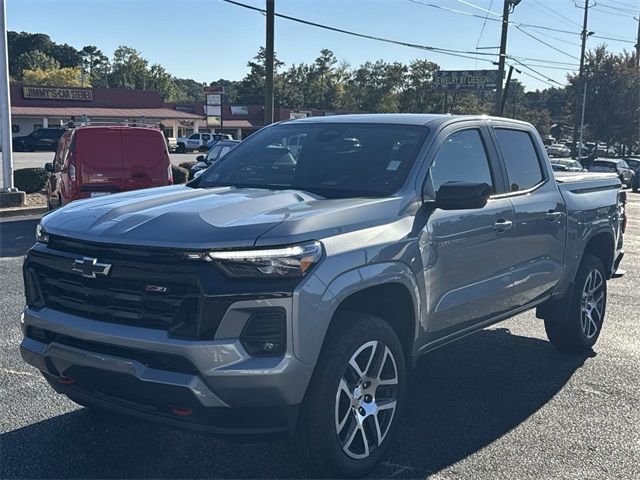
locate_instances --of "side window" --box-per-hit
[494,129,544,192]
[429,129,494,193]
[188,133,199,140]
[206,145,223,162]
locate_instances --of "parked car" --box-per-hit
[44,126,172,210]
[624,157,640,192]
[546,143,571,157]
[22,114,625,477]
[587,159,635,188]
[189,140,240,179]
[165,136,178,152]
[551,159,585,172]
[12,127,67,152]
[551,162,568,172]
[205,133,235,149]
[176,132,230,152]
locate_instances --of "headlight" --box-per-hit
[36,222,49,244]
[184,241,322,278]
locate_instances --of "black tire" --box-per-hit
[294,312,406,478]
[176,143,186,153]
[544,254,607,353]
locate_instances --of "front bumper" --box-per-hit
[20,302,313,435]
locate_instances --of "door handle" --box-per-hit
[545,210,564,222]
[493,219,513,232]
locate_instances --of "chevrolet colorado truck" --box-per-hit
[20,115,625,477]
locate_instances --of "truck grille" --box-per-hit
[25,241,201,332]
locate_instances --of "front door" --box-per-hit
[421,127,515,338]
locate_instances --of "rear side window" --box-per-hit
[495,129,544,192]
[429,129,494,192]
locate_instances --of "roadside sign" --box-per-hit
[207,116,221,127]
[204,85,225,94]
[206,94,222,105]
[204,105,221,116]
[433,70,498,91]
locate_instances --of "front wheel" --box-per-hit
[295,312,406,478]
[544,254,607,353]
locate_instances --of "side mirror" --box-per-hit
[196,155,205,162]
[44,162,54,173]
[435,182,491,210]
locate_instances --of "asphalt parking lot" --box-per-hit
[0,195,638,479]
[0,151,203,185]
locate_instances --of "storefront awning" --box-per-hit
[220,120,264,129]
[11,106,204,120]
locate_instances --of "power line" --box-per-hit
[409,0,637,43]
[222,0,500,59]
[528,0,582,28]
[221,0,567,88]
[514,25,581,60]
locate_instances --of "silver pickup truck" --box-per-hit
[20,115,625,477]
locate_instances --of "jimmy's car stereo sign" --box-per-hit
[22,86,93,101]
[433,70,498,92]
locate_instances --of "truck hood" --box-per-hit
[41,185,407,249]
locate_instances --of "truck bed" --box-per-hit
[554,171,620,193]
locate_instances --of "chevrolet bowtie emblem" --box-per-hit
[72,257,112,279]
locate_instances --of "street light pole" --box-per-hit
[578,81,587,164]
[0,0,14,192]
[264,0,275,126]
[572,0,591,159]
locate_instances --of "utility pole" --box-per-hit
[494,0,520,116]
[572,0,591,159]
[635,14,639,67]
[264,0,275,126]
[500,65,515,116]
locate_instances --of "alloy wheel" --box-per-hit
[580,268,605,339]
[334,340,399,460]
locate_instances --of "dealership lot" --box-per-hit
[0,151,203,186]
[0,195,638,479]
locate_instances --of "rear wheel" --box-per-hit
[544,254,607,353]
[176,143,186,153]
[295,312,406,478]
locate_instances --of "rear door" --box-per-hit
[121,129,170,191]
[422,123,515,338]
[491,125,566,308]
[74,128,124,195]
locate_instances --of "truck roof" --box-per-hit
[284,113,533,129]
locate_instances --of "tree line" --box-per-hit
[8,31,639,150]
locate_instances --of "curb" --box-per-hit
[0,206,47,219]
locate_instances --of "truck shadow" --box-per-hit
[0,217,39,258]
[0,328,589,479]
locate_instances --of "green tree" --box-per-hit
[398,60,440,113]
[235,47,284,105]
[110,46,149,89]
[343,60,407,112]
[16,50,60,74]
[146,64,178,101]
[22,67,86,87]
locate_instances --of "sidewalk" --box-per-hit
[0,205,46,219]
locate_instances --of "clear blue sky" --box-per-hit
[7,0,640,91]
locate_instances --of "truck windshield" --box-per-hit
[195,123,428,198]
